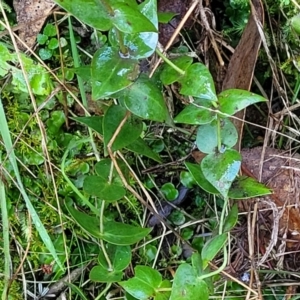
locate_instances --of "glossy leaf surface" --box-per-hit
[174,98,215,125]
[109,0,158,59]
[122,75,168,122]
[54,0,112,31]
[160,56,193,85]
[201,150,241,197]
[218,89,266,116]
[91,46,139,99]
[196,119,238,154]
[179,63,218,102]
[110,2,157,33]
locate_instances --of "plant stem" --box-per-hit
[95,283,112,300]
[219,196,228,234]
[99,200,113,271]
[115,28,128,56]
[216,116,222,152]
[155,48,185,75]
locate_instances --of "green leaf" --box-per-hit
[120,266,162,300]
[160,183,178,201]
[196,119,238,154]
[180,171,196,188]
[110,2,157,33]
[98,244,131,271]
[179,63,218,102]
[103,105,142,151]
[201,234,227,270]
[48,38,59,50]
[291,14,300,35]
[121,75,168,122]
[228,176,271,199]
[174,98,216,125]
[103,221,152,245]
[83,158,126,201]
[170,264,209,300]
[72,116,103,134]
[185,162,219,194]
[46,111,66,136]
[201,150,241,197]
[223,204,238,233]
[91,46,139,99]
[83,175,126,201]
[65,200,151,245]
[218,89,266,116]
[89,265,123,282]
[43,23,57,37]
[160,56,193,85]
[109,0,158,59]
[37,34,48,45]
[54,0,112,31]
[158,11,178,23]
[125,138,162,163]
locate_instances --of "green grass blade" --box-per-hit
[0,151,10,300]
[0,98,64,270]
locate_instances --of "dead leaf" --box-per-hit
[13,0,55,49]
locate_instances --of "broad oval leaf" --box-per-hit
[185,162,219,194]
[201,150,241,197]
[109,0,158,59]
[103,221,152,245]
[83,175,126,202]
[54,0,112,31]
[174,98,216,125]
[89,265,123,283]
[160,56,193,85]
[228,176,271,199]
[98,244,131,271]
[65,200,151,245]
[170,264,209,300]
[196,119,238,154]
[119,266,162,299]
[103,105,143,151]
[218,89,266,116]
[91,46,139,99]
[179,63,218,102]
[160,183,178,201]
[110,2,157,33]
[121,75,168,122]
[201,234,227,270]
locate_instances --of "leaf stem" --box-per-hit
[216,116,222,152]
[99,201,113,271]
[155,48,185,75]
